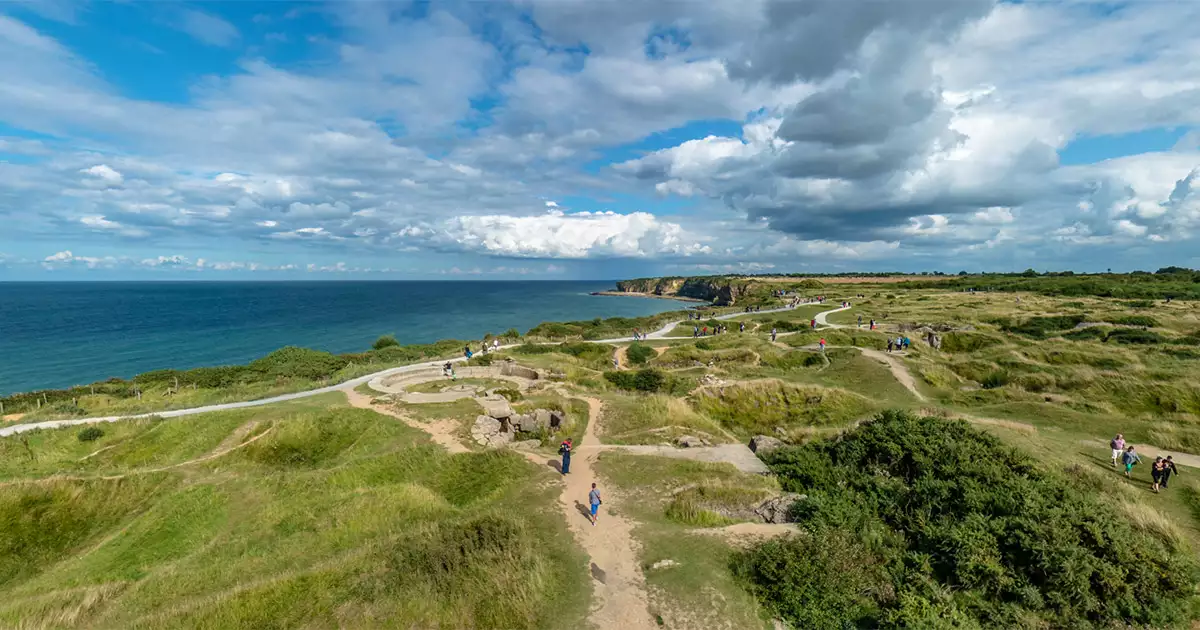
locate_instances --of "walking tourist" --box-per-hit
[1123,446,1141,478]
[1151,456,1166,492]
[558,438,573,475]
[589,483,602,526]
[1110,434,1126,466]
[1161,456,1179,489]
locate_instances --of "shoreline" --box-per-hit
[591,290,707,303]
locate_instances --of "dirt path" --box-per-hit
[688,522,798,546]
[614,345,629,370]
[858,348,927,401]
[340,387,470,454]
[563,397,656,630]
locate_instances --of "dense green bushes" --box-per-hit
[625,343,655,365]
[1108,315,1159,327]
[999,314,1087,338]
[77,427,104,442]
[1105,328,1165,345]
[739,411,1198,629]
[604,368,668,393]
[372,335,400,350]
[901,270,1200,300]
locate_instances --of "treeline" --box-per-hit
[900,268,1200,299]
[0,338,471,414]
[738,411,1198,628]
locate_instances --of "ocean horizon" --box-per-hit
[0,280,683,395]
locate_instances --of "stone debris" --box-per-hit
[649,559,679,570]
[699,373,727,387]
[748,435,784,455]
[470,415,512,448]
[676,435,708,448]
[753,494,806,524]
[477,396,514,419]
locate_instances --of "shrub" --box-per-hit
[1001,314,1086,338]
[493,388,522,402]
[939,332,1004,353]
[77,427,104,442]
[604,368,669,393]
[980,369,1010,389]
[625,343,655,365]
[1105,328,1165,345]
[1108,315,1158,327]
[248,347,349,381]
[372,335,400,350]
[745,411,1198,629]
[1063,326,1109,341]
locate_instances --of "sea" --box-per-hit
[0,281,684,396]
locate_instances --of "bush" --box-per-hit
[980,369,1010,389]
[1108,315,1158,327]
[1105,328,1165,345]
[77,427,104,442]
[625,343,655,365]
[1001,314,1086,338]
[493,388,522,402]
[372,335,400,350]
[745,411,1198,629]
[1063,326,1109,341]
[604,368,669,393]
[249,347,349,381]
[940,332,1004,353]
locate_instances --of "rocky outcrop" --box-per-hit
[471,401,567,447]
[749,435,784,455]
[753,494,806,524]
[615,276,762,305]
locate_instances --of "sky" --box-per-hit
[1,0,1199,280]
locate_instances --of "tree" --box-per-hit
[1021,268,1039,278]
[373,335,400,350]
[958,270,969,276]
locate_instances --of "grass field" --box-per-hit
[4,273,1200,628]
[0,395,589,629]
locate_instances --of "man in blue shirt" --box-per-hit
[588,483,601,526]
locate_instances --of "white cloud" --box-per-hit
[422,210,711,259]
[177,9,240,47]
[80,164,123,186]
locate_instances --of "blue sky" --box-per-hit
[1,0,1199,280]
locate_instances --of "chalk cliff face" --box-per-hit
[614,276,757,305]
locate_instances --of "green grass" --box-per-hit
[594,452,778,630]
[692,380,876,438]
[601,393,733,445]
[0,399,589,629]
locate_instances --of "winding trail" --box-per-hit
[341,385,469,454]
[560,397,657,630]
[859,348,927,401]
[0,303,803,438]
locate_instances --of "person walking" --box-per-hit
[771,327,777,342]
[1151,456,1166,492]
[1110,434,1126,466]
[1122,446,1140,478]
[739,322,745,333]
[558,438,573,475]
[588,483,602,526]
[1161,456,1179,489]
[858,314,863,327]
[887,339,894,353]
[819,338,826,352]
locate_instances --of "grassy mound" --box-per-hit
[0,401,587,628]
[692,381,874,435]
[738,411,1199,629]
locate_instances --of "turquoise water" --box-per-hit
[0,281,683,395]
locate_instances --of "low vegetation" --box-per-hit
[740,411,1199,629]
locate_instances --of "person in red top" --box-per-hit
[819,338,826,352]
[558,438,572,475]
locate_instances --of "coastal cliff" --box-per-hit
[614,276,760,305]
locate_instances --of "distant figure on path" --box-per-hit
[1122,446,1140,478]
[810,318,816,329]
[1110,434,1126,466]
[589,483,602,526]
[559,438,573,475]
[771,327,777,342]
[464,345,473,359]
[612,355,619,370]
[887,339,894,353]
[443,362,454,378]
[739,322,745,333]
[1161,456,1179,488]
[819,338,826,352]
[858,314,863,327]
[1151,456,1166,492]
[493,338,500,351]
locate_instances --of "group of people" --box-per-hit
[693,324,729,337]
[463,338,502,359]
[558,438,603,526]
[1112,434,1181,492]
[740,306,764,313]
[887,337,911,352]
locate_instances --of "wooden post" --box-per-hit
[0,401,4,415]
